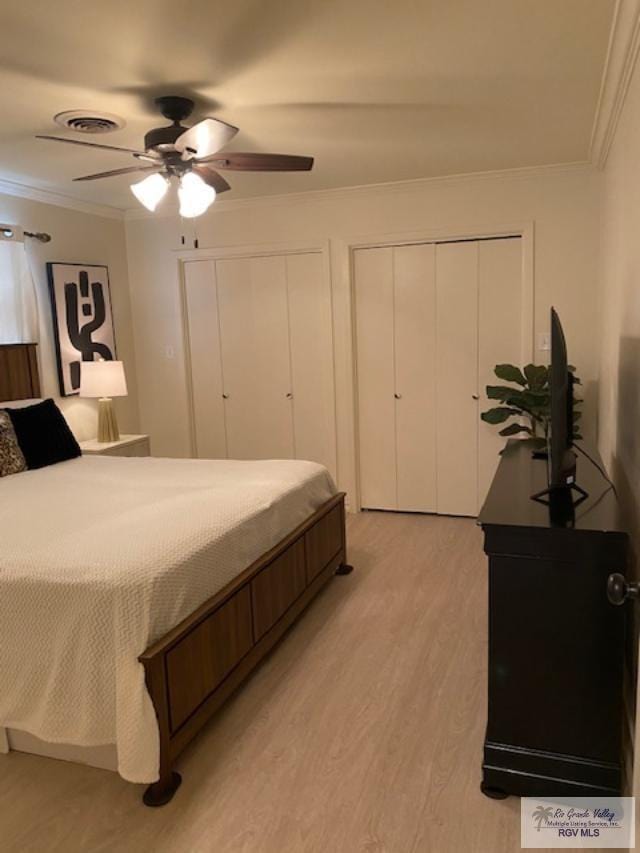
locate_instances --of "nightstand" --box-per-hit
[79,434,150,458]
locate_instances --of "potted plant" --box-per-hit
[481,363,582,450]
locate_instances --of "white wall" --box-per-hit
[0,193,138,439]
[598,55,640,551]
[126,165,602,503]
[595,39,640,798]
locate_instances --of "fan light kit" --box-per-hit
[130,173,169,212]
[38,96,314,218]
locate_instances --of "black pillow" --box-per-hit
[6,399,81,470]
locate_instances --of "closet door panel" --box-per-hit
[286,252,337,477]
[215,258,257,459]
[249,256,295,459]
[216,256,294,459]
[435,241,479,516]
[478,238,523,505]
[184,261,227,459]
[355,247,397,510]
[394,244,437,512]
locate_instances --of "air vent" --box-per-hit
[54,110,125,134]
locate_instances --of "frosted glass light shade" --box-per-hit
[130,173,169,211]
[80,360,128,399]
[178,171,216,218]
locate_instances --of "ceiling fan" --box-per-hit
[36,95,314,217]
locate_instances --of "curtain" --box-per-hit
[0,240,38,343]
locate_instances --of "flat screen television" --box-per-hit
[532,308,586,514]
[549,307,577,490]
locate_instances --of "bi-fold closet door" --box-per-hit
[355,237,523,517]
[184,253,337,476]
[355,244,437,514]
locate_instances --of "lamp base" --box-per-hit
[98,398,120,443]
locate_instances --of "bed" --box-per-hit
[0,344,352,806]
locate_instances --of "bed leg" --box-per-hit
[142,771,182,807]
[336,563,354,575]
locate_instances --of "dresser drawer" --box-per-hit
[305,504,343,583]
[251,537,306,641]
[166,586,253,732]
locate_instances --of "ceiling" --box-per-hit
[0,0,615,211]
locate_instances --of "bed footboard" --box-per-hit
[139,492,351,806]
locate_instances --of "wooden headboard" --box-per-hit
[0,343,41,401]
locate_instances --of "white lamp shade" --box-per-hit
[80,360,128,398]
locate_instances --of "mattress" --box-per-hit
[0,455,336,782]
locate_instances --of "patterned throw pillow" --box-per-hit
[0,410,27,477]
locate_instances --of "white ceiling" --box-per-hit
[0,0,615,210]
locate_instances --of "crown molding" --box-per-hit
[124,161,595,222]
[0,161,595,226]
[0,176,124,220]
[590,0,640,168]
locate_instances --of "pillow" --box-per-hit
[0,411,27,477]
[6,399,81,470]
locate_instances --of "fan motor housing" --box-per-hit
[144,123,187,152]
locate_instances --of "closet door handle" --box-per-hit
[472,394,479,401]
[222,393,229,399]
[394,393,402,399]
[286,392,293,399]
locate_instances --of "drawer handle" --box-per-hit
[222,393,229,399]
[286,392,293,399]
[607,572,640,605]
[394,393,402,399]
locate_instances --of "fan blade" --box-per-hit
[192,166,231,193]
[73,166,161,182]
[134,152,164,163]
[36,135,145,155]
[199,152,314,171]
[174,118,239,160]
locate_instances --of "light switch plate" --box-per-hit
[538,332,551,352]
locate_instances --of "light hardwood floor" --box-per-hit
[0,512,587,852]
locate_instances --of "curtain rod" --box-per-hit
[23,230,51,243]
[0,224,52,243]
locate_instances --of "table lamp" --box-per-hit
[80,359,128,442]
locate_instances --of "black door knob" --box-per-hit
[607,572,640,605]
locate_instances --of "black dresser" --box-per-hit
[478,439,630,798]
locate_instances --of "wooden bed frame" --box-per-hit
[139,492,352,806]
[0,344,352,807]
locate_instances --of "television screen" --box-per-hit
[549,307,576,489]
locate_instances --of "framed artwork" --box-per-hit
[47,263,116,397]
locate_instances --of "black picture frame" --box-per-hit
[47,262,117,397]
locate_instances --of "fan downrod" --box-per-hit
[155,96,195,124]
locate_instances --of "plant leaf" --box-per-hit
[494,364,526,386]
[481,407,522,424]
[486,385,518,402]
[499,423,532,436]
[524,364,548,391]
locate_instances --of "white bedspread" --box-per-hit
[0,455,336,782]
